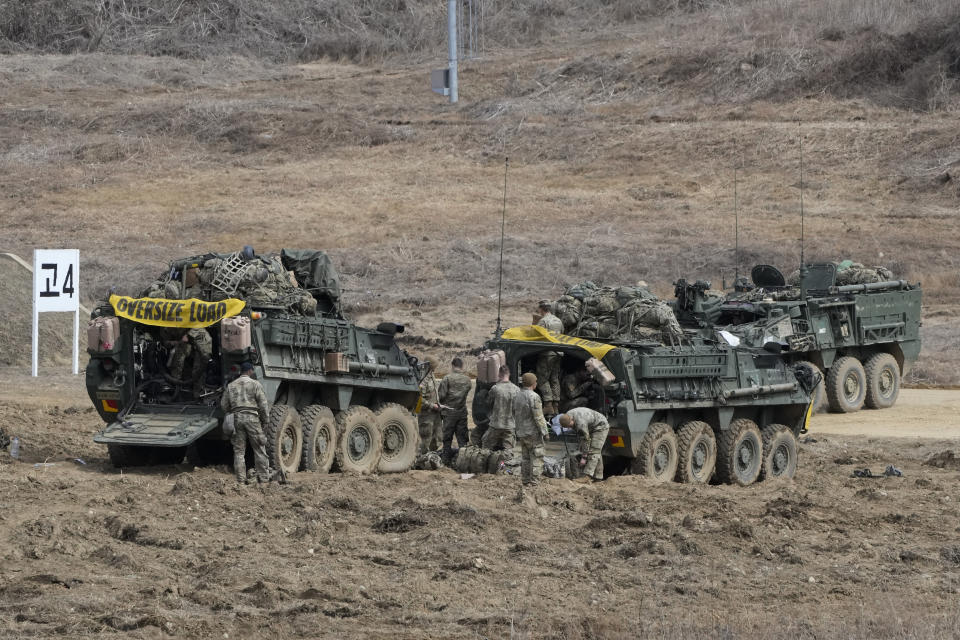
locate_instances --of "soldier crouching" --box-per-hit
[559,407,610,483]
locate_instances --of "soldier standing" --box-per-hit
[534,301,563,419]
[220,362,271,484]
[437,356,472,463]
[558,407,610,483]
[513,372,548,486]
[481,365,519,451]
[418,357,443,453]
[170,327,213,397]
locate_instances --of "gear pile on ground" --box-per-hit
[139,248,342,318]
[413,451,444,470]
[787,260,895,287]
[453,445,519,475]
[553,282,682,341]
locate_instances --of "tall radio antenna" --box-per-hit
[798,122,805,271]
[734,166,739,284]
[495,156,509,336]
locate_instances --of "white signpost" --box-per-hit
[32,249,80,377]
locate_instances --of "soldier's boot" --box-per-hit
[441,446,454,465]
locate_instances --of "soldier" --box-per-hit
[481,365,519,451]
[558,407,610,483]
[560,367,593,412]
[513,372,548,486]
[418,357,443,453]
[535,301,564,419]
[220,362,271,484]
[169,327,213,397]
[437,356,472,463]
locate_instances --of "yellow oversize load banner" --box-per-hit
[500,325,618,361]
[109,295,245,328]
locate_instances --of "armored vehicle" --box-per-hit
[86,248,422,475]
[472,325,815,485]
[673,262,922,413]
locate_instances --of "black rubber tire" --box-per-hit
[265,404,303,477]
[335,406,382,474]
[716,418,763,486]
[864,353,901,410]
[760,424,798,480]
[825,356,866,413]
[795,360,827,414]
[151,446,187,465]
[630,422,679,482]
[300,404,337,473]
[186,439,231,467]
[107,444,150,468]
[375,403,420,473]
[675,421,716,484]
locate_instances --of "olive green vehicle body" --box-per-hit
[673,263,922,403]
[86,250,420,461]
[475,332,812,466]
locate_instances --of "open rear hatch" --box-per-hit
[94,406,219,447]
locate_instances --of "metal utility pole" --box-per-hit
[447,0,459,103]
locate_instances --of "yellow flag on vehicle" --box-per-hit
[500,325,618,360]
[109,295,245,328]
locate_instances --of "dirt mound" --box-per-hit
[922,449,960,469]
[0,0,699,63]
[796,18,960,110]
[0,255,74,367]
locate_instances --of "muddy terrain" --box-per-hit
[1,375,959,639]
[3,1,960,637]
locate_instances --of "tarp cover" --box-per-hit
[280,249,342,309]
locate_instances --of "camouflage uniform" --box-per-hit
[220,374,271,483]
[437,369,472,454]
[418,372,442,453]
[481,380,519,451]
[469,383,492,446]
[565,407,609,480]
[170,328,213,396]
[560,371,592,412]
[514,388,548,485]
[535,313,564,411]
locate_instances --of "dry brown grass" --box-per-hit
[0,1,958,378]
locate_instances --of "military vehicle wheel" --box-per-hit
[265,404,303,477]
[675,421,716,484]
[152,446,186,465]
[107,444,150,468]
[864,353,900,410]
[335,406,382,474]
[300,405,337,473]
[795,360,826,414]
[631,422,678,482]
[826,356,866,413]
[716,418,763,486]
[187,439,231,467]
[760,424,798,480]
[375,404,420,473]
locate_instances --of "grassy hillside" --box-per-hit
[1,0,959,379]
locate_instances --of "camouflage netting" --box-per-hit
[787,261,895,287]
[139,248,342,317]
[553,282,682,341]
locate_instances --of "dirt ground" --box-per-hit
[1,373,959,639]
[3,3,960,637]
